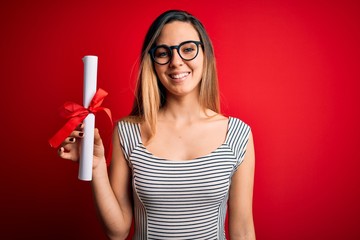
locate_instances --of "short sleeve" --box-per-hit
[117,120,141,163]
[227,117,251,171]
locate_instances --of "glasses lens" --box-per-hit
[153,46,171,64]
[179,42,199,60]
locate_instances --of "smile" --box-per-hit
[169,72,190,79]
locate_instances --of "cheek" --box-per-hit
[192,55,204,75]
[195,51,204,69]
[154,65,165,79]
[154,65,169,86]
[154,65,160,76]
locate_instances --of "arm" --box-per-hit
[91,126,133,240]
[59,125,133,239]
[228,131,256,240]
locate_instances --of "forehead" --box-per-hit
[156,21,200,45]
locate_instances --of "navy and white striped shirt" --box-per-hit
[118,117,250,240]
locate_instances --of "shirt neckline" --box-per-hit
[136,117,233,162]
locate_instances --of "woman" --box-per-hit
[59,10,255,240]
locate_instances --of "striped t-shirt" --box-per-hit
[117,117,251,240]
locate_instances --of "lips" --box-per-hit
[169,72,190,80]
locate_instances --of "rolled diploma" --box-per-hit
[79,56,98,181]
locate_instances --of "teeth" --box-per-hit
[170,72,189,79]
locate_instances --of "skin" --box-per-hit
[145,21,229,160]
[59,21,255,240]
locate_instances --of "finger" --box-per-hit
[64,137,76,144]
[69,130,84,138]
[75,123,84,131]
[94,128,103,145]
[58,147,78,162]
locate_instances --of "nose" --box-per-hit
[169,49,183,67]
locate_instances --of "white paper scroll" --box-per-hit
[79,56,98,181]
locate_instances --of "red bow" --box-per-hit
[49,88,112,148]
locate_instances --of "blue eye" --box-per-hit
[180,42,197,55]
[183,47,195,53]
[155,47,170,59]
[158,52,168,58]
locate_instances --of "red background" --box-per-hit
[1,0,359,239]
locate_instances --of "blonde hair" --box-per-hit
[127,10,220,139]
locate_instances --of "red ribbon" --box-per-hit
[49,88,112,148]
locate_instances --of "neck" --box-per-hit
[159,94,205,122]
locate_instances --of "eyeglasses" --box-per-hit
[149,40,203,65]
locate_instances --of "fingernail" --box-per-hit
[69,137,75,142]
[78,123,83,128]
[79,132,84,137]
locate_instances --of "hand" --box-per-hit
[58,124,106,170]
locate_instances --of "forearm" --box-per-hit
[91,160,131,239]
[229,216,255,240]
[230,229,256,240]
[231,235,256,240]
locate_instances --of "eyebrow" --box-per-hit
[155,39,201,46]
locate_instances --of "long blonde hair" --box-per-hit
[128,10,220,139]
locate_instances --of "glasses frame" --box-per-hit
[149,40,203,65]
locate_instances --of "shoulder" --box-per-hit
[225,116,252,166]
[116,117,142,141]
[117,115,142,125]
[226,116,252,148]
[204,110,228,124]
[116,116,142,130]
[115,117,142,159]
[228,116,251,131]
